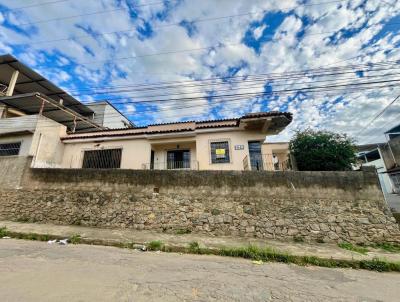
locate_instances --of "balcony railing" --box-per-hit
[243,153,291,171]
[142,160,199,170]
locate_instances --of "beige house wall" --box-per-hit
[30,116,67,168]
[196,130,265,170]
[60,129,266,170]
[61,138,151,169]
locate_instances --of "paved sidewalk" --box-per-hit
[1,220,399,262]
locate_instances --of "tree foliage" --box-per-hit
[289,129,357,171]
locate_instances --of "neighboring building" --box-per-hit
[359,138,400,212]
[356,144,395,203]
[86,101,134,129]
[0,54,293,171]
[380,125,400,194]
[0,54,132,167]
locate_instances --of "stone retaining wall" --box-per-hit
[0,156,399,243]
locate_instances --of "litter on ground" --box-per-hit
[47,239,69,245]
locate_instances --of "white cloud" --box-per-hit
[0,0,399,142]
[253,24,267,39]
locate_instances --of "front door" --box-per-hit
[248,141,263,171]
[167,150,190,169]
[150,150,155,170]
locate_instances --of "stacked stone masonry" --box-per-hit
[0,156,399,244]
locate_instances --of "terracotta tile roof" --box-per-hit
[62,111,292,141]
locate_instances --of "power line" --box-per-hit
[7,77,400,115]
[67,23,399,66]
[19,0,345,31]
[357,93,400,136]
[16,1,171,27]
[0,0,71,11]
[64,60,398,92]
[1,83,397,129]
[85,78,400,104]
[68,66,400,98]
[15,0,354,45]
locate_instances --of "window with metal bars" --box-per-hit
[0,142,21,156]
[82,149,122,169]
[210,141,230,164]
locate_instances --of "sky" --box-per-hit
[0,0,400,143]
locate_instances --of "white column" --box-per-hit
[6,70,19,96]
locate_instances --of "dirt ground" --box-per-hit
[0,239,399,302]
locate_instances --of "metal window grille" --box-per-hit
[210,141,230,164]
[82,149,122,169]
[0,142,21,156]
[0,83,7,93]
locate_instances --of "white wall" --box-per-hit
[363,158,393,193]
[30,116,67,168]
[86,102,132,129]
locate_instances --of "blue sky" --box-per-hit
[0,0,400,143]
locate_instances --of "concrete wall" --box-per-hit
[30,116,67,168]
[0,156,399,244]
[0,156,30,189]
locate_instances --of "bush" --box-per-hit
[69,234,81,244]
[188,241,201,253]
[147,240,164,251]
[0,227,8,237]
[289,129,356,171]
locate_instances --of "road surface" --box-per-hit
[0,239,399,301]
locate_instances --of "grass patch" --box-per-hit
[188,241,201,253]
[2,230,400,273]
[69,234,81,244]
[0,227,8,237]
[147,240,164,251]
[218,245,400,272]
[175,229,191,235]
[373,243,400,253]
[338,242,369,255]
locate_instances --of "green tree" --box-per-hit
[289,129,356,171]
